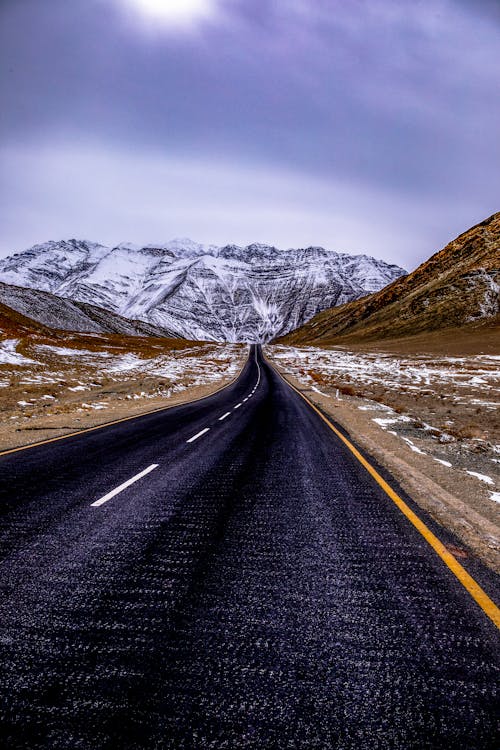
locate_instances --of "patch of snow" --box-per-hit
[401,437,426,455]
[465,470,494,485]
[36,344,114,358]
[434,458,452,467]
[311,385,330,397]
[439,434,456,444]
[106,354,148,372]
[372,418,398,428]
[0,339,39,365]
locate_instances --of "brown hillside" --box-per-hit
[277,212,500,346]
[0,301,55,338]
[0,298,204,356]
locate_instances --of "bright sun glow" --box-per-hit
[125,0,216,26]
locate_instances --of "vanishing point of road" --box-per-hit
[0,346,498,748]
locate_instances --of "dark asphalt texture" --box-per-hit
[0,345,498,749]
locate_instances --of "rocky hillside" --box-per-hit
[277,212,500,346]
[0,282,175,338]
[0,239,405,342]
[0,300,53,340]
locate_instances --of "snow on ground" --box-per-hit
[6,342,245,391]
[35,344,112,358]
[269,345,500,403]
[435,458,452,467]
[466,471,494,485]
[268,344,500,503]
[105,346,243,387]
[372,417,399,427]
[0,339,39,366]
[1,340,246,409]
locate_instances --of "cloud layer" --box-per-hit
[1,0,499,268]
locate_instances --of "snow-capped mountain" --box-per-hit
[0,239,406,342]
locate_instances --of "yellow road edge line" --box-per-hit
[0,350,249,459]
[270,360,500,630]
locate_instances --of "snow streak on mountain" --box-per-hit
[0,239,406,342]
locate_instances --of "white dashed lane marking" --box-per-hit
[91,464,159,507]
[187,348,261,447]
[186,427,210,443]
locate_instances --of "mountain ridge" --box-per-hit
[0,239,405,342]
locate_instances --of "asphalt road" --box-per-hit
[0,345,498,749]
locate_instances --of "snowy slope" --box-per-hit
[0,239,406,342]
[0,282,174,337]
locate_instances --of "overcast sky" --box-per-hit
[1,0,499,269]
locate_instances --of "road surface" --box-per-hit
[0,345,498,748]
